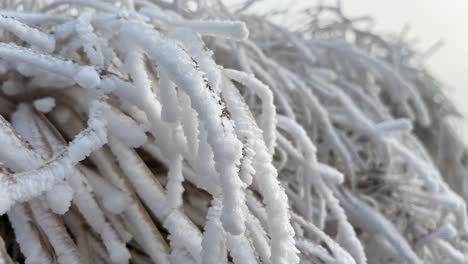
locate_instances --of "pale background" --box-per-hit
[234,0,468,142]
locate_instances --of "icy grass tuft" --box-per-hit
[0,1,466,264]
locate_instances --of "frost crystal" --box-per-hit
[33,97,56,113]
[0,1,466,264]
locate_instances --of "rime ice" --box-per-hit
[0,1,466,264]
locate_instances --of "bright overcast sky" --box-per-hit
[341,0,468,119]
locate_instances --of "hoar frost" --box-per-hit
[0,1,466,264]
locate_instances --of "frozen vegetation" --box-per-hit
[0,0,467,263]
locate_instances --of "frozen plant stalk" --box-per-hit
[0,1,466,264]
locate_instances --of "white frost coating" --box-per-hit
[166,154,184,209]
[105,212,133,243]
[375,118,412,135]
[0,43,100,89]
[158,68,181,123]
[75,17,105,67]
[80,165,130,214]
[8,204,53,264]
[0,11,68,25]
[170,247,197,264]
[201,199,228,264]
[169,28,222,92]
[224,69,276,154]
[108,137,202,262]
[174,20,249,40]
[49,108,172,263]
[0,14,55,52]
[74,66,101,89]
[0,1,467,263]
[246,211,271,262]
[296,239,335,263]
[29,199,82,264]
[222,80,299,264]
[12,105,130,263]
[120,21,246,236]
[5,104,75,214]
[2,79,24,96]
[276,114,366,263]
[0,177,12,215]
[142,9,248,40]
[125,203,171,264]
[106,108,147,147]
[157,69,187,211]
[163,211,203,263]
[0,101,108,214]
[33,97,56,113]
[106,138,170,264]
[292,213,357,264]
[226,233,258,264]
[336,189,422,264]
[118,47,182,158]
[220,79,255,186]
[44,182,73,214]
[108,137,169,213]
